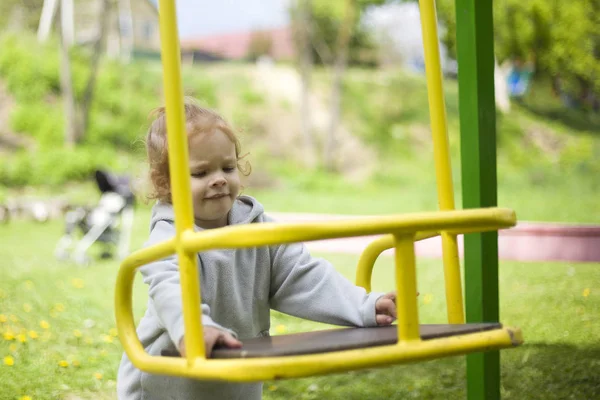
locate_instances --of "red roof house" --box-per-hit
[180,26,295,61]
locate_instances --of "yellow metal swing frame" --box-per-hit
[114,0,523,382]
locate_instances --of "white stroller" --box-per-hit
[55,170,135,266]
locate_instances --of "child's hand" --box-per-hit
[375,291,420,326]
[178,327,242,358]
[375,292,397,325]
[203,327,242,357]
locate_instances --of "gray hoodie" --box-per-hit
[117,195,384,400]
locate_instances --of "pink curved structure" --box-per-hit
[498,223,600,263]
[269,213,600,263]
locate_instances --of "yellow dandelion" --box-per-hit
[109,328,118,337]
[423,294,433,305]
[58,360,69,368]
[268,385,278,391]
[71,278,85,289]
[72,360,80,367]
[94,372,103,380]
[275,325,287,334]
[40,320,50,330]
[16,334,27,343]
[9,344,17,352]
[19,396,32,400]
[54,303,65,312]
[3,331,15,341]
[102,335,113,344]
[24,280,34,290]
[583,288,591,298]
[73,329,82,338]
[28,331,38,339]
[0,314,6,323]
[23,304,32,313]
[4,355,14,366]
[9,315,18,322]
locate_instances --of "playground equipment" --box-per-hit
[115,0,521,398]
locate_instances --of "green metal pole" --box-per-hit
[454,0,500,399]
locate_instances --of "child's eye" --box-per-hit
[191,171,206,178]
[223,167,236,173]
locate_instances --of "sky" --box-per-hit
[150,0,292,38]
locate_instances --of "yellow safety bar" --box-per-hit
[419,0,464,324]
[115,208,522,381]
[114,0,523,382]
[356,231,438,292]
[155,0,204,361]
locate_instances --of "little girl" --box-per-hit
[117,99,398,400]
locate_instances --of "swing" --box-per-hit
[115,0,523,383]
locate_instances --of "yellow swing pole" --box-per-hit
[418,0,465,324]
[156,0,206,361]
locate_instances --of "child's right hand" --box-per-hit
[178,327,243,358]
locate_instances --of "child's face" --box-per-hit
[188,129,240,229]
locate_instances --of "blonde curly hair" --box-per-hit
[145,99,250,203]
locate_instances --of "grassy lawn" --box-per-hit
[1,214,599,399]
[249,180,600,223]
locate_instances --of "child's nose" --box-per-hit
[210,175,226,187]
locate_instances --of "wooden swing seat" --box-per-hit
[162,323,502,359]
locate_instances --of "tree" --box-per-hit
[303,0,381,67]
[80,0,110,137]
[292,0,317,168]
[290,0,385,171]
[0,0,45,32]
[434,0,600,106]
[322,0,358,171]
[319,0,386,171]
[539,1,600,106]
[58,0,77,147]
[39,0,112,145]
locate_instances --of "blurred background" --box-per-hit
[0,0,598,217]
[0,1,598,399]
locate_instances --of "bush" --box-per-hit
[0,33,166,186]
[0,147,136,187]
[0,32,177,150]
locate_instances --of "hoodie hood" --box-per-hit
[149,194,264,232]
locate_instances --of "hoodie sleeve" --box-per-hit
[268,240,384,327]
[139,220,237,352]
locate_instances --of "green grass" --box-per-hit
[245,161,600,223]
[1,215,599,399]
